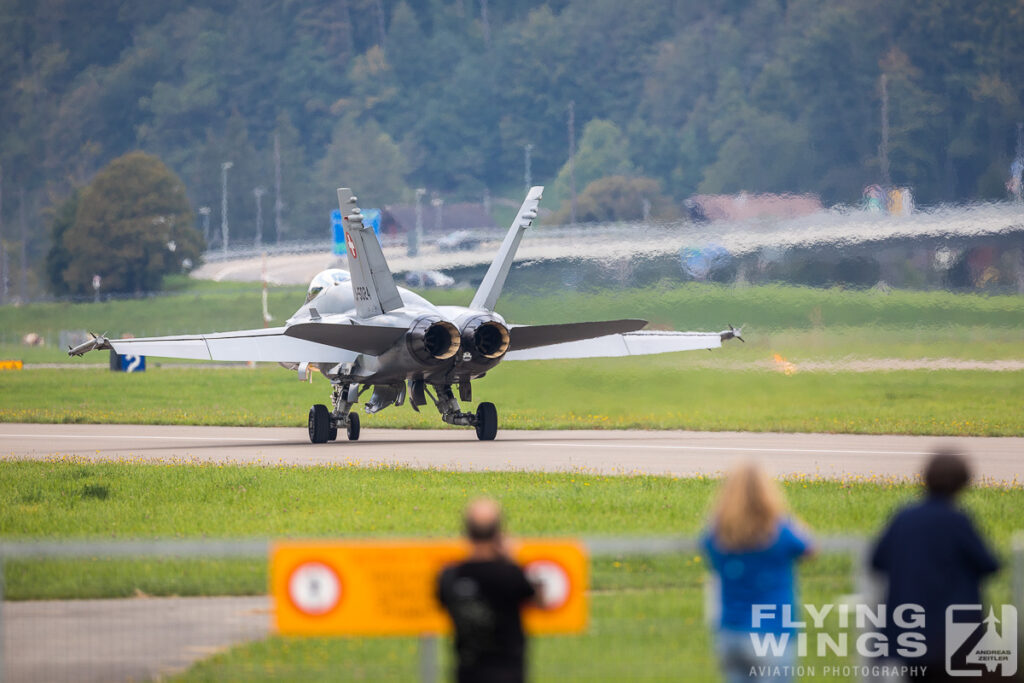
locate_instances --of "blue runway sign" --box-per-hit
[331,208,382,256]
[118,354,146,373]
[331,210,346,255]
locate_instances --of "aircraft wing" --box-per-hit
[68,327,362,363]
[503,330,722,360]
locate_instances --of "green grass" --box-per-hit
[1,461,1020,681]
[2,363,1021,435]
[1,281,1022,363]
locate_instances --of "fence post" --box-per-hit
[418,635,438,683]
[850,538,876,683]
[1013,532,1023,677]
[0,551,5,683]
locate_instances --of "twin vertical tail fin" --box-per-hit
[338,188,404,318]
[470,186,544,312]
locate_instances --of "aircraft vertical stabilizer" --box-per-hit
[338,187,404,318]
[470,186,544,312]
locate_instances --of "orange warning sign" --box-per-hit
[271,539,588,636]
[0,360,23,371]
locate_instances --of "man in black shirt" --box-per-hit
[871,449,1001,682]
[438,498,537,683]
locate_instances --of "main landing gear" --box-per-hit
[308,383,360,444]
[308,380,498,443]
[411,381,497,441]
[474,402,497,441]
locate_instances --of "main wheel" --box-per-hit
[347,413,361,441]
[475,402,497,441]
[328,424,338,442]
[308,404,331,443]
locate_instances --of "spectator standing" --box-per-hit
[438,498,537,683]
[871,449,1000,682]
[702,462,814,683]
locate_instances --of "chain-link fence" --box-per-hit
[1,536,1020,682]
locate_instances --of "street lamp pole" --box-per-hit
[410,188,426,257]
[198,206,211,245]
[431,196,444,232]
[253,187,266,248]
[273,132,283,244]
[524,143,533,193]
[221,161,233,255]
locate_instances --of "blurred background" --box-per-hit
[2,0,1024,301]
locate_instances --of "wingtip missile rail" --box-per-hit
[719,324,745,343]
[67,333,111,357]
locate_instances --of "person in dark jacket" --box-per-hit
[871,448,1001,681]
[438,498,537,683]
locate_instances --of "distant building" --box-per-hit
[380,203,496,236]
[688,193,823,222]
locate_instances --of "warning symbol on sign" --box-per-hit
[287,561,342,616]
[525,559,571,610]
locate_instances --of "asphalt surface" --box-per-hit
[4,596,268,682]
[2,423,1021,482]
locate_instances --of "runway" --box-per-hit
[2,423,1021,482]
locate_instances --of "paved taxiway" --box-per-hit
[5,596,267,683]
[2,423,1020,481]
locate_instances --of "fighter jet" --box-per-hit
[70,186,739,442]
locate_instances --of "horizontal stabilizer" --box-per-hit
[285,323,406,355]
[504,330,722,361]
[507,319,647,351]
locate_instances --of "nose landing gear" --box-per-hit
[308,383,361,444]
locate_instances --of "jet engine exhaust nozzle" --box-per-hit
[407,317,461,365]
[463,318,511,360]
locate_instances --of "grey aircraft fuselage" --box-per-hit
[287,274,510,386]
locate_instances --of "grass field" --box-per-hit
[0,460,1020,681]
[2,281,1023,363]
[1,362,1021,435]
[1,280,1021,435]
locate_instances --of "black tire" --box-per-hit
[308,404,330,444]
[475,402,497,441]
[328,424,338,442]
[347,413,361,441]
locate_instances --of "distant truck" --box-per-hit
[437,230,481,252]
[404,270,456,288]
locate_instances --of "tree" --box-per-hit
[316,115,410,208]
[60,152,203,295]
[551,175,677,224]
[44,190,79,296]
[552,119,635,205]
[698,111,817,195]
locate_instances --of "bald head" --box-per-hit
[464,497,503,544]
